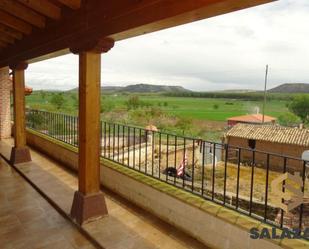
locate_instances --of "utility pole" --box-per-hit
[262,65,269,123]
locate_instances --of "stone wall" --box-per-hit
[227,137,306,173]
[0,67,11,139]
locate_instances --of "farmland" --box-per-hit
[25,91,293,142]
[26,92,289,121]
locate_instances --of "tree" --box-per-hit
[40,90,46,100]
[100,100,114,113]
[126,96,140,110]
[71,94,78,109]
[51,93,66,110]
[27,111,45,130]
[175,117,192,135]
[278,112,301,127]
[289,95,309,123]
[213,104,219,110]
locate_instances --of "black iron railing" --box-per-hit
[26,109,309,234]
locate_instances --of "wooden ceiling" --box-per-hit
[0,0,81,52]
[0,0,276,67]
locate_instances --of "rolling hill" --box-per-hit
[69,84,190,93]
[269,83,309,93]
[120,84,189,93]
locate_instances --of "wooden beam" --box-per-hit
[18,0,61,20]
[0,0,45,28]
[57,0,81,10]
[0,33,15,44]
[0,9,32,34]
[100,0,277,41]
[9,62,31,164]
[0,23,23,39]
[0,40,7,47]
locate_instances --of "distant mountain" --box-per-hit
[218,89,256,93]
[101,86,123,92]
[119,84,190,93]
[68,84,190,93]
[269,83,309,93]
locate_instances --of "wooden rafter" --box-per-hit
[0,9,32,34]
[0,40,8,47]
[56,0,81,10]
[0,23,23,39]
[0,0,276,67]
[0,0,45,28]
[0,33,14,44]
[18,0,61,20]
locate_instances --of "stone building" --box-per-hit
[224,123,309,172]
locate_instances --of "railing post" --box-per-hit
[69,37,114,225]
[9,62,31,164]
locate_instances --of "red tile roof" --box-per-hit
[227,114,276,123]
[225,123,309,147]
[8,78,33,96]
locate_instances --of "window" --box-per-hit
[248,139,256,149]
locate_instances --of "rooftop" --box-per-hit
[227,114,276,123]
[225,123,309,147]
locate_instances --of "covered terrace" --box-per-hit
[3,1,306,249]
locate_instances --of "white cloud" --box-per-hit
[26,0,309,91]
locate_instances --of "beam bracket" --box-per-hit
[69,37,114,54]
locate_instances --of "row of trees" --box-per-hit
[276,95,309,126]
[125,96,168,110]
[47,93,168,113]
[288,95,309,124]
[166,91,294,101]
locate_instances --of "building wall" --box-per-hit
[227,136,306,172]
[0,67,11,139]
[227,120,275,128]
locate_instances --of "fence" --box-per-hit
[26,109,309,234]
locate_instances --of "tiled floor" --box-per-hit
[0,140,209,249]
[0,156,96,249]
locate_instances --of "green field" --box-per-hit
[26,92,289,122]
[108,95,289,121]
[26,91,299,141]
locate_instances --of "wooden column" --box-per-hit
[9,62,31,164]
[70,37,114,225]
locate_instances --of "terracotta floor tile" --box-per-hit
[38,238,76,249]
[0,139,209,249]
[0,155,96,249]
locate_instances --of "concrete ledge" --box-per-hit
[26,129,309,249]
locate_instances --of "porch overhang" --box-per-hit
[0,0,276,67]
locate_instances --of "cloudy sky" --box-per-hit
[26,0,309,91]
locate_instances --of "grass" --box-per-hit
[104,95,288,121]
[26,92,289,122]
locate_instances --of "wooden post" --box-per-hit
[70,37,114,225]
[9,62,31,164]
